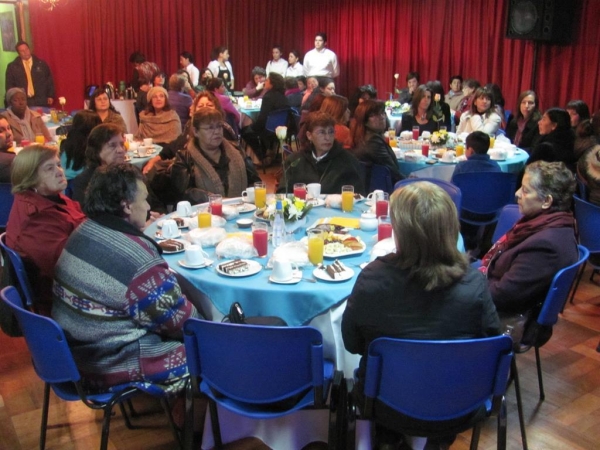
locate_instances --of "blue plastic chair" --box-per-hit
[0,286,184,450]
[0,232,35,309]
[0,183,13,229]
[452,172,517,225]
[183,318,341,448]
[369,164,394,194]
[575,174,588,201]
[492,204,523,242]
[394,177,462,211]
[569,196,600,304]
[347,336,514,449]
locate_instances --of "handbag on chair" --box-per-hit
[222,302,288,326]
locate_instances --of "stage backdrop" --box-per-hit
[29,0,598,115]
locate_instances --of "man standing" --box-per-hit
[5,41,55,107]
[396,71,419,104]
[0,117,15,183]
[266,46,288,77]
[303,33,339,78]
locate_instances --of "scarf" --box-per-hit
[138,110,181,143]
[479,210,574,275]
[514,117,529,147]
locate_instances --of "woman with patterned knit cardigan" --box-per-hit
[52,164,200,392]
[171,108,258,204]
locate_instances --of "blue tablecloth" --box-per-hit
[144,199,373,327]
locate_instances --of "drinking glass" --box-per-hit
[489,136,496,148]
[254,182,267,208]
[412,126,420,141]
[35,133,45,145]
[421,140,430,157]
[375,192,390,218]
[198,212,212,228]
[209,194,223,217]
[455,143,465,157]
[252,222,269,257]
[307,229,324,265]
[293,183,307,200]
[378,215,393,241]
[341,185,354,213]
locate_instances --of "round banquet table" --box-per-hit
[144,198,372,449]
[397,147,529,179]
[126,144,161,170]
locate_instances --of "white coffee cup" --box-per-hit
[241,187,255,202]
[185,244,209,266]
[124,133,134,143]
[143,138,153,147]
[129,141,139,152]
[271,259,298,282]
[442,151,456,163]
[138,146,148,157]
[307,183,321,199]
[161,219,179,239]
[367,189,384,202]
[176,201,192,217]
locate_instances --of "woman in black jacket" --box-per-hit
[506,90,542,150]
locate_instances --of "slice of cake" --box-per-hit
[173,217,185,227]
[218,259,249,275]
[159,239,185,252]
[319,259,347,279]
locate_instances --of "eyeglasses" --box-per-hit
[199,124,224,133]
[312,129,335,137]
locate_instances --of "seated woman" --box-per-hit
[2,88,51,144]
[528,108,576,169]
[426,80,452,130]
[279,111,365,195]
[137,86,182,145]
[351,99,402,189]
[506,90,541,150]
[578,145,600,205]
[284,76,304,108]
[348,84,378,118]
[207,77,241,133]
[6,145,86,315]
[52,163,199,393]
[456,87,502,136]
[566,99,590,129]
[398,85,440,136]
[342,181,500,448]
[242,66,267,100]
[88,89,127,133]
[485,83,508,128]
[301,77,335,112]
[480,161,578,338]
[301,76,319,107]
[171,108,256,204]
[574,110,600,159]
[166,73,193,130]
[59,110,101,180]
[320,94,351,148]
[454,78,481,126]
[197,67,213,92]
[71,123,126,204]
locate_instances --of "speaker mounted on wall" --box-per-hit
[506,0,577,44]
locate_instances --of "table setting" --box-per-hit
[123,134,162,169]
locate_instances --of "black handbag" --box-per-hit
[222,302,288,327]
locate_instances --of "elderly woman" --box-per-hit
[351,99,403,189]
[481,161,578,338]
[52,163,199,393]
[242,66,267,100]
[279,111,365,195]
[456,87,502,136]
[171,108,255,204]
[506,90,542,149]
[71,123,126,204]
[60,110,102,180]
[343,181,500,448]
[2,87,51,144]
[398,85,440,135]
[88,89,127,133]
[5,145,86,315]
[137,86,182,144]
[528,108,575,168]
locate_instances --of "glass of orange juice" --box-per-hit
[489,136,495,148]
[254,182,267,208]
[198,211,212,228]
[455,143,465,157]
[35,133,45,145]
[342,185,354,213]
[307,229,324,265]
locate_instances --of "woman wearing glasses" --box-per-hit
[350,99,403,189]
[171,108,257,203]
[279,111,365,194]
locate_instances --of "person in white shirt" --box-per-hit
[303,32,339,78]
[285,50,304,78]
[208,46,234,92]
[179,51,199,87]
[266,46,288,77]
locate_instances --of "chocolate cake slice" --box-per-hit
[159,239,185,252]
[218,259,249,274]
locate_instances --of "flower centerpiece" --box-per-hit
[430,129,450,147]
[262,196,313,233]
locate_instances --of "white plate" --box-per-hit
[157,217,189,229]
[237,203,257,214]
[313,264,354,282]
[158,239,188,254]
[216,259,262,277]
[253,210,270,223]
[155,229,181,240]
[490,156,506,161]
[269,270,302,284]
[178,258,213,269]
[323,236,366,258]
[306,198,326,208]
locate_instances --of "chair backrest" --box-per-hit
[0,233,34,308]
[363,336,513,421]
[265,108,292,134]
[1,286,81,384]
[452,172,516,216]
[574,195,600,253]
[0,183,13,228]
[537,245,589,327]
[575,175,588,201]
[394,177,462,211]
[492,204,523,242]
[183,319,325,404]
[370,164,394,194]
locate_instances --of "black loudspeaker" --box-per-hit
[506,0,576,44]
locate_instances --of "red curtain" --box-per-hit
[29,0,599,114]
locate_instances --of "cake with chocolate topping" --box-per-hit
[218,259,249,274]
[159,239,185,252]
[320,259,347,279]
[173,217,185,227]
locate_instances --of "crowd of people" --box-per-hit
[1,32,598,449]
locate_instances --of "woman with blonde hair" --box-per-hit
[342,181,500,448]
[6,145,86,315]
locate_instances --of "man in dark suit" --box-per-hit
[0,117,15,183]
[5,41,55,107]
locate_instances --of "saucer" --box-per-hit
[269,270,302,284]
[178,258,213,269]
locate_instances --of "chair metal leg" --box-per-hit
[568,261,586,305]
[208,398,223,448]
[161,397,183,450]
[534,347,545,401]
[118,402,135,429]
[496,396,507,450]
[511,358,529,450]
[40,382,51,450]
[470,422,481,450]
[100,406,114,450]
